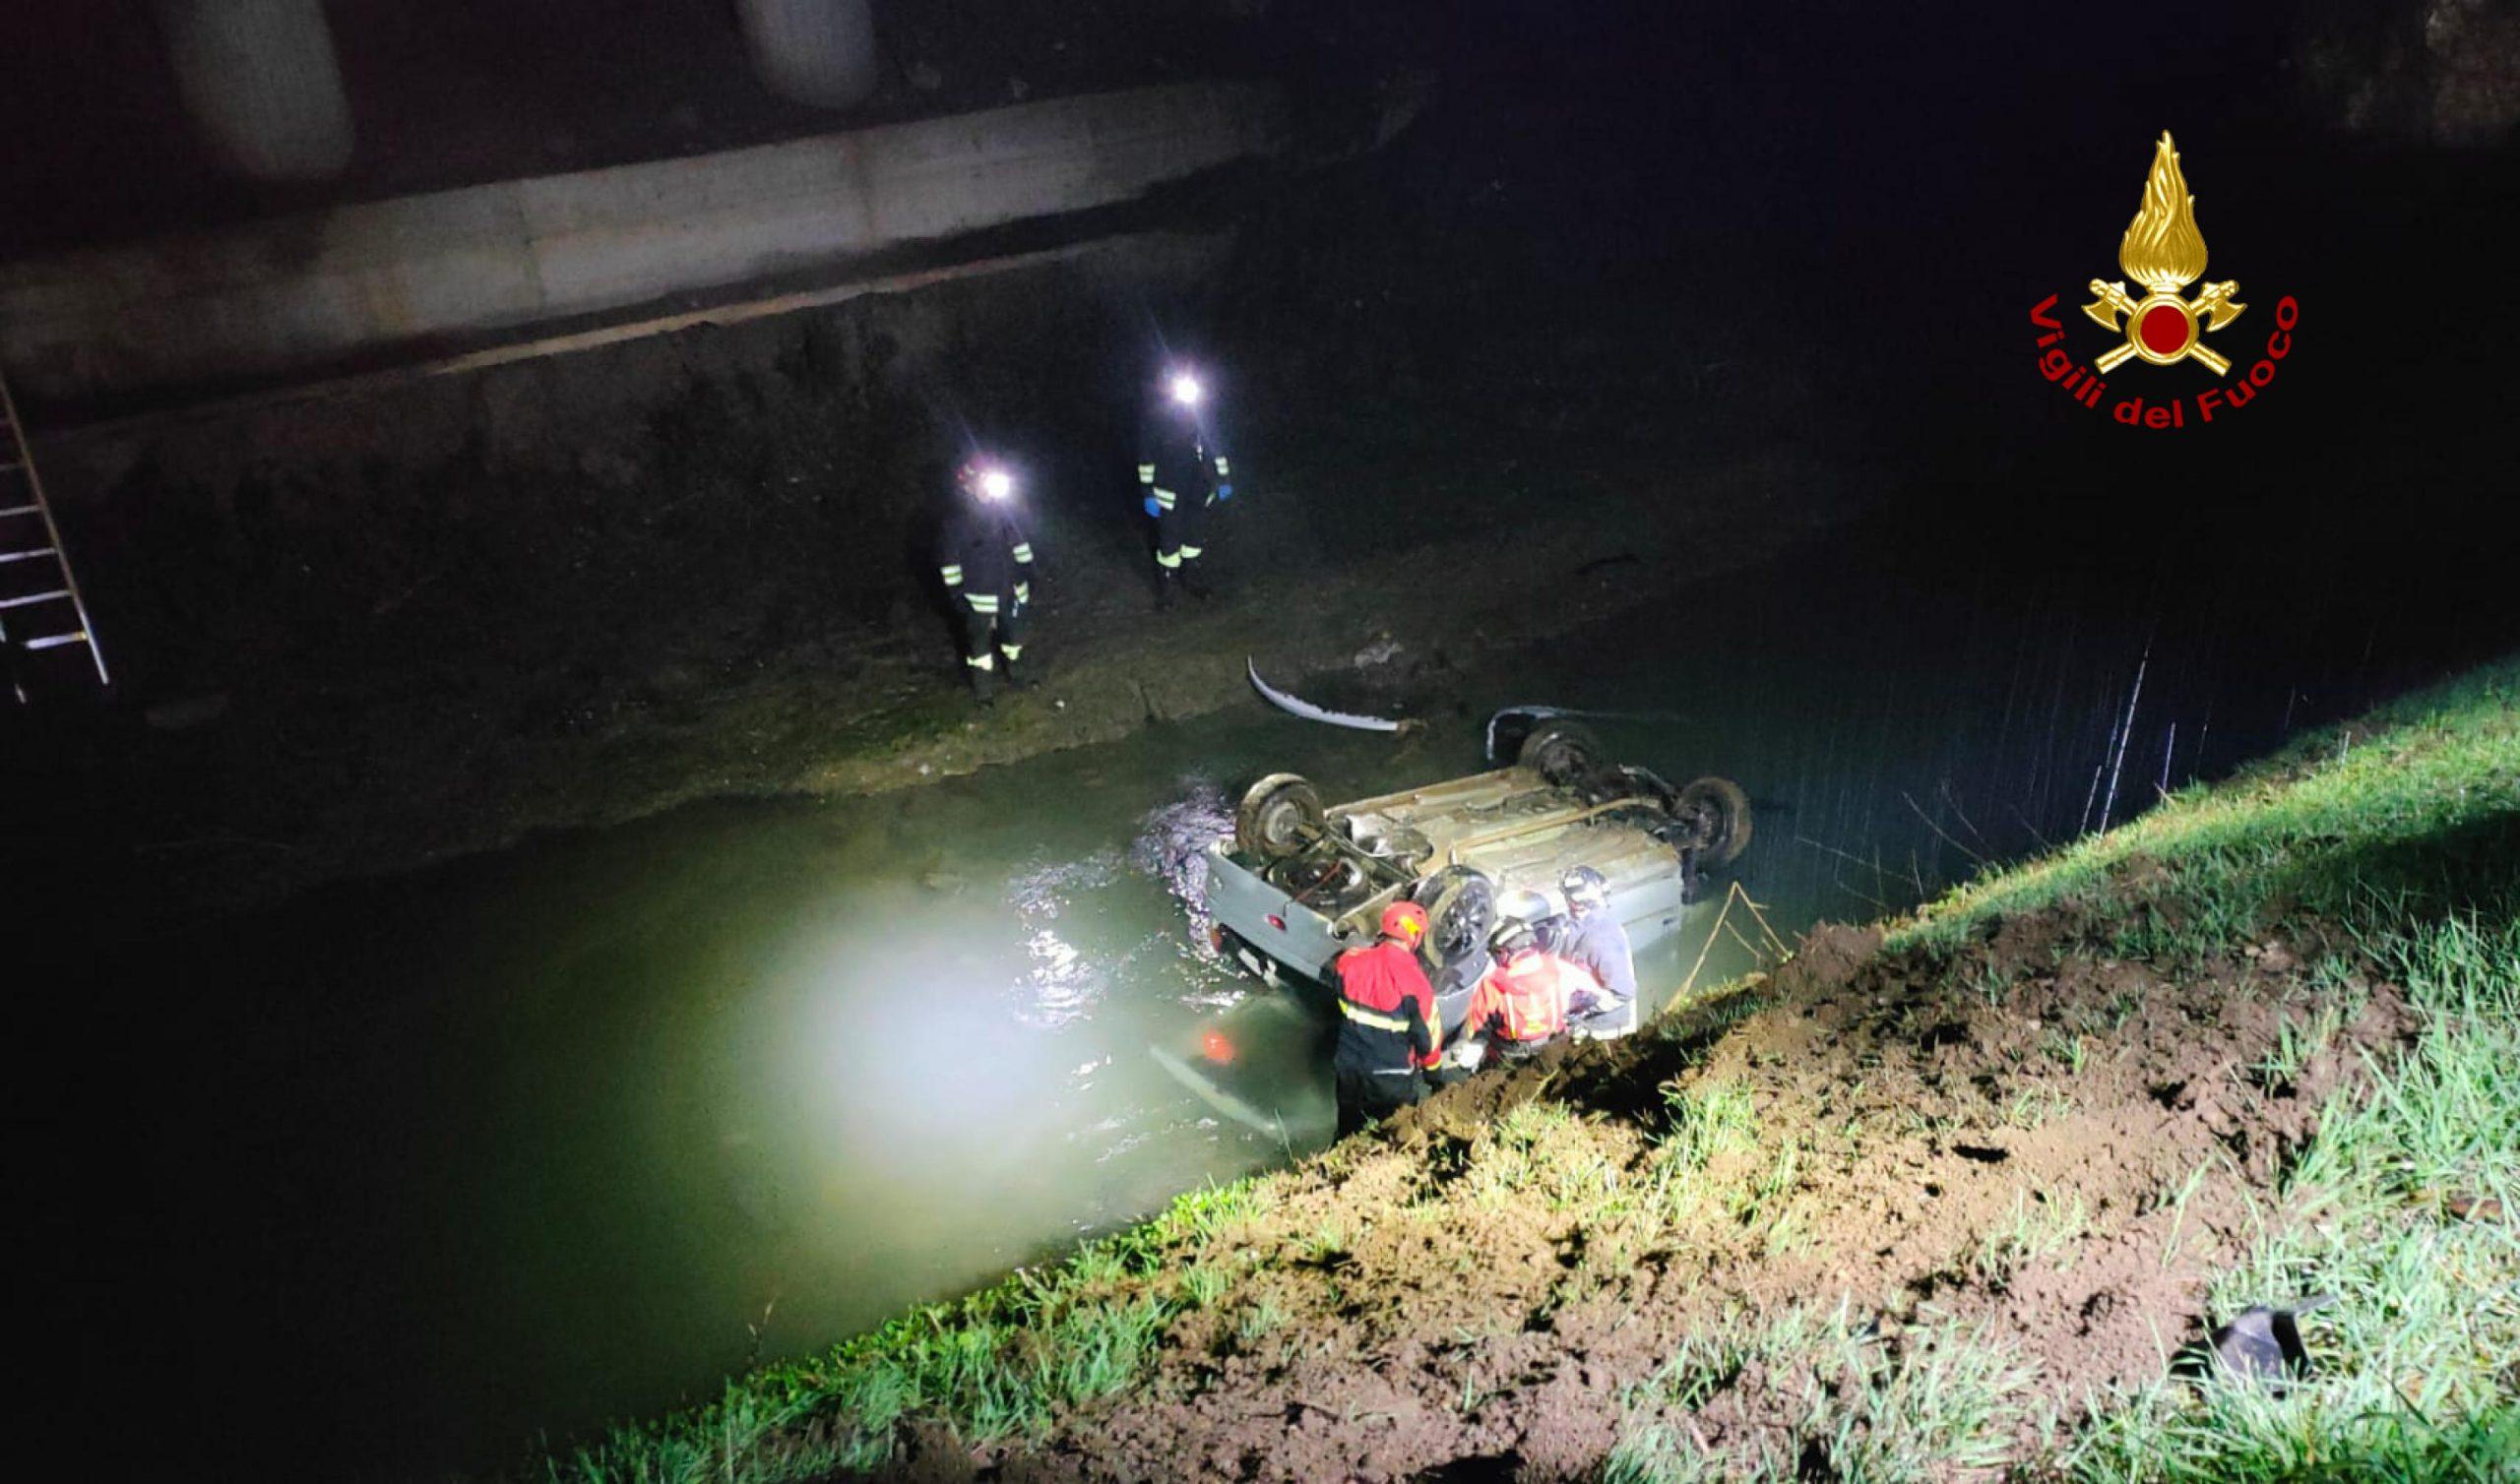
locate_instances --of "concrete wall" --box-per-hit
[0,82,1286,406]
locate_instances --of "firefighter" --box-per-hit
[1331,899,1440,1136]
[1553,865,1639,1038]
[1136,366,1233,607]
[1457,900,1585,1069]
[936,457,1036,703]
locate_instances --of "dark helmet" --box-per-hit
[1560,865,1609,915]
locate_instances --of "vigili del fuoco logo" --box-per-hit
[2030,132,2299,429]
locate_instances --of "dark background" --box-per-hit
[10,4,2515,1475]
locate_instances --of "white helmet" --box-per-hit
[1560,865,1608,914]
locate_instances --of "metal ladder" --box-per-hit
[0,371,109,702]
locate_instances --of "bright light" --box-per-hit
[978,467,1014,500]
[1166,372,1205,407]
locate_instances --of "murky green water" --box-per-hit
[82,527,2488,1477]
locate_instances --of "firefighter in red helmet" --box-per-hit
[1330,899,1441,1136]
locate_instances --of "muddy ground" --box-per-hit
[868,896,2430,1482]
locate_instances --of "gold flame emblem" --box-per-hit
[2082,132,2244,375]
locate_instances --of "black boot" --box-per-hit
[969,663,998,706]
[1156,568,1180,609]
[1180,562,1215,600]
[1001,654,1030,690]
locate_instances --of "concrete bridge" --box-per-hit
[0,79,1290,409]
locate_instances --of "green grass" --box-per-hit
[544,1177,1273,1482]
[2065,913,2520,1484]
[1976,1187,2090,1282]
[1893,657,2519,959]
[1609,658,2519,1483]
[1605,1305,2042,1483]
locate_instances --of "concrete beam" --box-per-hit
[158,0,355,182]
[0,82,1287,407]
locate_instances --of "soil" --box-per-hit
[881,900,2419,1482]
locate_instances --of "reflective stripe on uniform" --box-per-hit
[965,652,996,670]
[1152,487,1177,510]
[999,643,1023,660]
[968,594,1002,613]
[1339,1002,1410,1033]
[940,565,964,586]
[1011,543,1034,563]
[1178,544,1204,560]
[1155,548,1182,569]
[1014,583,1030,603]
[1214,456,1230,476]
[1136,464,1157,483]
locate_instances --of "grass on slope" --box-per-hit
[1602,656,2519,1482]
[546,1180,1274,1482]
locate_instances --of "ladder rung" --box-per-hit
[0,546,59,563]
[0,588,70,609]
[21,630,89,650]
[0,504,38,516]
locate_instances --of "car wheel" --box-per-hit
[1235,773,1324,860]
[1415,865,1497,967]
[1517,719,1604,786]
[1673,775,1753,865]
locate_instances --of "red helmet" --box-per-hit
[1380,899,1430,948]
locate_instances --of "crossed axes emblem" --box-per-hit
[2083,278,2245,376]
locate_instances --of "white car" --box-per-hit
[1177,716,1750,1104]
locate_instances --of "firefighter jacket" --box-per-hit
[1468,951,1589,1045]
[1332,938,1439,1074]
[1137,406,1230,513]
[938,500,1035,599]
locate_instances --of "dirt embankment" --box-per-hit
[533,661,2513,1483]
[879,897,2421,1482]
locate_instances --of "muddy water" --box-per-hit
[81,521,2497,1478]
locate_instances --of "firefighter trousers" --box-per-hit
[958,588,1028,672]
[1153,494,1213,570]
[1334,1066,1424,1137]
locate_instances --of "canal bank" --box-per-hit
[547,656,2520,1484]
[36,498,2517,1478]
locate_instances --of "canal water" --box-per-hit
[62,514,2504,1478]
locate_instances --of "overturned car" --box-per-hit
[1201,717,1750,1036]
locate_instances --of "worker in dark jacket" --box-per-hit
[1552,865,1639,1037]
[1137,366,1233,607]
[1331,899,1439,1136]
[937,457,1036,703]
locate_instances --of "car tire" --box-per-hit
[1235,773,1324,860]
[1517,719,1604,786]
[1674,775,1753,865]
[1415,865,1497,968]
